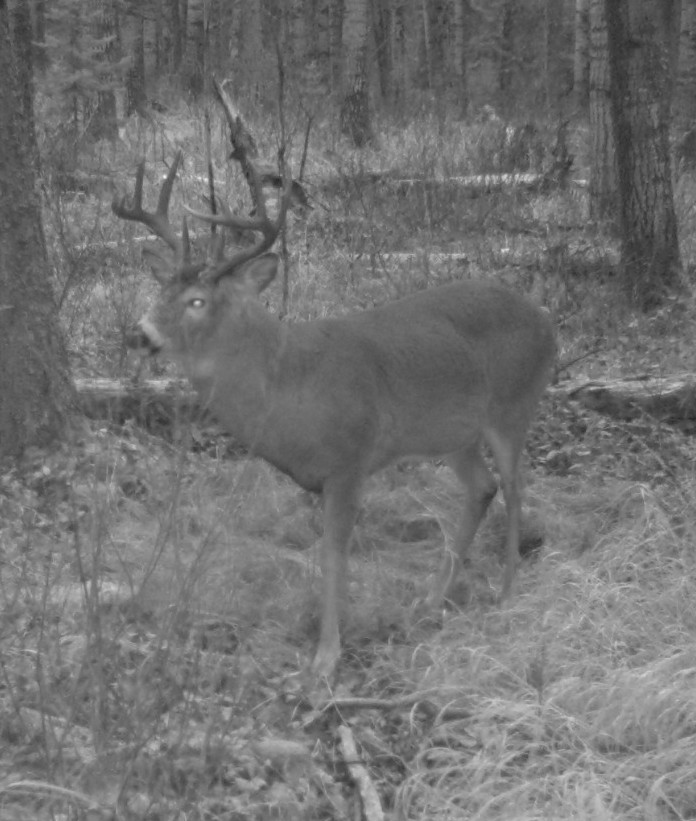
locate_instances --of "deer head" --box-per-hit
[112,149,292,363]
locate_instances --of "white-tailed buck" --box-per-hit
[113,151,556,678]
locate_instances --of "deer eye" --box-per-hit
[188,297,205,309]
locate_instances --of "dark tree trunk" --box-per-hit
[453,0,470,118]
[170,0,183,71]
[545,0,566,117]
[87,0,120,142]
[427,0,448,97]
[498,0,515,114]
[574,0,590,111]
[340,0,372,147]
[372,0,393,105]
[675,0,696,128]
[12,0,34,132]
[604,0,682,307]
[126,7,147,115]
[589,0,616,222]
[183,0,205,99]
[33,0,48,72]
[0,0,75,460]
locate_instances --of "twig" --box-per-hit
[204,106,217,235]
[336,725,384,821]
[558,346,604,374]
[299,114,313,182]
[323,688,461,715]
[275,37,291,317]
[301,688,473,729]
[0,781,107,815]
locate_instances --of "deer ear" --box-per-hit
[237,253,279,295]
[142,247,174,285]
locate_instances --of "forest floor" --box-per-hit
[3,108,696,820]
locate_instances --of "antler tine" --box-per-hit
[189,169,292,280]
[181,216,192,265]
[184,206,263,232]
[112,151,184,257]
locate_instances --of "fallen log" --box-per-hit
[567,374,696,428]
[74,373,696,439]
[75,377,196,427]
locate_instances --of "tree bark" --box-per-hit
[498,0,515,115]
[125,6,147,116]
[604,0,682,307]
[545,0,566,117]
[33,0,48,73]
[0,0,75,460]
[372,0,394,106]
[87,0,119,142]
[574,0,590,111]
[452,0,470,118]
[340,0,372,147]
[170,0,183,71]
[426,0,449,99]
[676,0,696,128]
[182,0,205,99]
[236,0,264,103]
[589,0,616,222]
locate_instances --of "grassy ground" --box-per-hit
[2,104,696,819]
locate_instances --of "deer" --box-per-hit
[113,150,556,679]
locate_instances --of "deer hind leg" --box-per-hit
[311,473,361,679]
[485,426,526,598]
[427,444,498,609]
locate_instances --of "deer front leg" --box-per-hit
[311,474,360,679]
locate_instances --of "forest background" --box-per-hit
[2,1,696,820]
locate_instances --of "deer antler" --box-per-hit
[185,79,292,280]
[184,172,291,277]
[112,151,191,264]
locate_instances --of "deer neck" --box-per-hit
[184,302,291,442]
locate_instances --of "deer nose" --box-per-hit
[127,325,161,354]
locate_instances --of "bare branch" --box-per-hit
[186,79,294,278]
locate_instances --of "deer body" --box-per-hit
[140,256,555,676]
[151,270,553,485]
[114,153,555,678]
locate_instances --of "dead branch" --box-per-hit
[336,725,384,821]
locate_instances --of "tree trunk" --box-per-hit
[452,0,470,118]
[588,0,616,221]
[126,6,147,116]
[33,0,48,73]
[340,0,372,147]
[182,0,204,99]
[0,0,75,460]
[286,0,307,75]
[170,0,183,71]
[544,0,565,117]
[605,0,682,307]
[87,0,119,142]
[426,0,448,99]
[676,0,696,128]
[498,0,515,115]
[390,0,419,107]
[574,0,590,111]
[236,0,264,103]
[372,0,394,106]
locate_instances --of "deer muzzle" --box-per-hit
[127,318,163,354]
